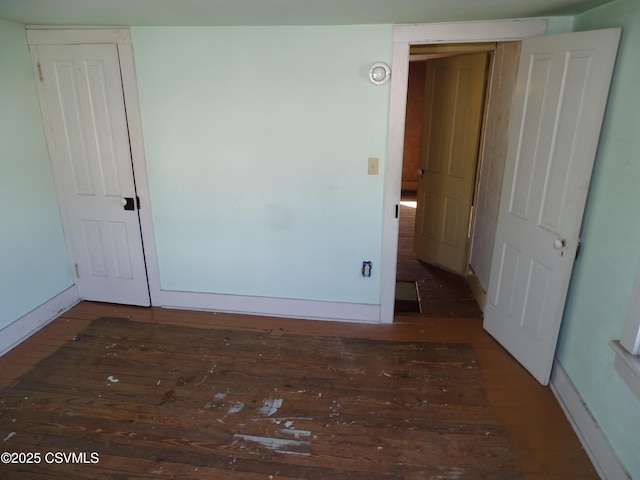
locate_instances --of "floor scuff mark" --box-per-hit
[233,434,310,456]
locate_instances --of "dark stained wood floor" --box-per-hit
[396,191,483,318]
[0,301,597,480]
[0,314,522,479]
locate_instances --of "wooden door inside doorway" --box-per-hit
[397,42,519,316]
[413,51,489,276]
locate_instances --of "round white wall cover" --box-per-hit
[369,62,391,85]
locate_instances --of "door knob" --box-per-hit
[120,198,127,206]
[417,168,424,178]
[553,238,567,250]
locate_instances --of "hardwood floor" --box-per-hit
[393,191,596,478]
[0,302,597,479]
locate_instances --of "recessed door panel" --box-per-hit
[85,60,124,198]
[81,219,107,277]
[539,53,592,232]
[508,55,552,220]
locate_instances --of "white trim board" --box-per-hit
[0,286,80,356]
[26,28,131,45]
[116,42,163,306]
[611,340,640,402]
[612,259,640,401]
[379,19,547,324]
[550,360,630,480]
[393,19,548,44]
[158,290,381,324]
[620,260,640,354]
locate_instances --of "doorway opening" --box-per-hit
[394,42,508,319]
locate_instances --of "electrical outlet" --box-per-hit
[368,157,379,175]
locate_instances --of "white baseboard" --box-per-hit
[550,360,629,480]
[158,290,381,324]
[0,285,80,356]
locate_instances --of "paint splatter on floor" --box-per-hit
[258,398,283,417]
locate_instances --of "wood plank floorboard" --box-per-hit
[0,302,598,479]
[1,309,518,479]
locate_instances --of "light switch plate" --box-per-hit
[368,157,379,175]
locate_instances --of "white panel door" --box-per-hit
[484,29,620,384]
[414,53,488,275]
[36,44,150,306]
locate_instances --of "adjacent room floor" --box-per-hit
[395,191,483,318]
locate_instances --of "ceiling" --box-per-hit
[0,0,613,27]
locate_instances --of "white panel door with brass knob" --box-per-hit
[484,28,620,384]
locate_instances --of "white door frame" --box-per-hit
[380,20,547,323]
[26,28,162,306]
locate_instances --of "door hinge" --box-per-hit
[395,204,399,219]
[74,263,80,278]
[136,196,141,210]
[37,62,43,82]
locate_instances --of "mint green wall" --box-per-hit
[132,26,392,304]
[0,20,73,328]
[545,16,574,33]
[557,0,640,476]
